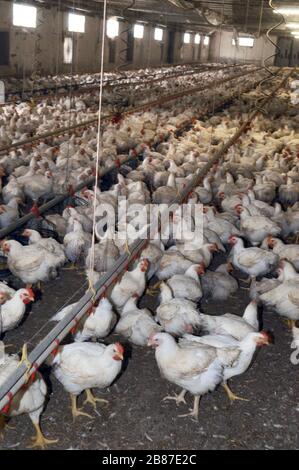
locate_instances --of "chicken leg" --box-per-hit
[0,414,6,439]
[63,262,77,270]
[83,389,109,410]
[27,423,58,449]
[70,394,93,420]
[222,382,249,403]
[162,389,187,406]
[284,319,296,329]
[178,395,200,421]
[27,422,58,449]
[18,344,32,380]
[124,240,131,256]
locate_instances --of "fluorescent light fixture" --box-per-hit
[154,27,163,41]
[13,3,37,28]
[204,35,210,46]
[194,33,201,44]
[68,13,85,33]
[134,24,144,39]
[232,36,254,47]
[291,31,299,35]
[107,17,119,39]
[274,7,299,15]
[286,23,299,28]
[184,32,191,44]
[294,35,299,39]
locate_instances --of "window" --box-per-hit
[184,32,190,44]
[203,36,210,46]
[107,17,119,39]
[134,24,144,39]
[63,37,73,64]
[232,37,254,47]
[0,32,9,65]
[194,33,201,45]
[13,3,36,28]
[154,27,163,41]
[68,13,85,33]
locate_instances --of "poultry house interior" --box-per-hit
[0,0,298,453]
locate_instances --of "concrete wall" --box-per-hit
[1,1,278,77]
[209,31,277,66]
[0,1,212,77]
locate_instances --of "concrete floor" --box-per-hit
[1,252,298,451]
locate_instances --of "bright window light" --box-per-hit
[184,32,191,44]
[68,13,85,33]
[204,36,210,46]
[154,27,163,41]
[286,23,299,29]
[232,36,254,47]
[63,37,73,64]
[295,36,299,39]
[13,3,36,28]
[134,24,144,39]
[194,33,201,44]
[274,8,299,15]
[107,17,119,39]
[291,31,299,35]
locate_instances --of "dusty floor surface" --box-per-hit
[0,251,298,451]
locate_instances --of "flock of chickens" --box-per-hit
[0,67,298,450]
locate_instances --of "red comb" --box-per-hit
[115,342,124,355]
[26,288,35,298]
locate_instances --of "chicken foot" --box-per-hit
[83,389,109,410]
[27,422,58,449]
[63,262,78,271]
[18,343,33,381]
[283,318,296,329]
[178,395,200,421]
[222,382,249,403]
[162,389,187,406]
[70,394,93,420]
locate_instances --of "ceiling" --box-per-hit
[10,0,298,34]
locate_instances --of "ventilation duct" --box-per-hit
[166,0,229,27]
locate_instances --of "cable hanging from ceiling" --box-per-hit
[88,0,108,295]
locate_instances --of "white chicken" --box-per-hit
[22,229,66,269]
[236,205,281,246]
[156,282,201,336]
[53,341,124,419]
[0,288,35,334]
[165,263,204,302]
[115,295,162,346]
[0,351,57,448]
[52,297,117,342]
[110,258,149,312]
[181,330,271,402]
[148,332,235,420]
[229,236,278,279]
[259,260,299,327]
[197,300,259,340]
[63,219,91,266]
[2,240,58,285]
[266,236,299,271]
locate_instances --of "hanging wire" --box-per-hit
[54,0,62,98]
[255,0,285,108]
[63,0,76,190]
[88,0,108,295]
[264,0,285,75]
